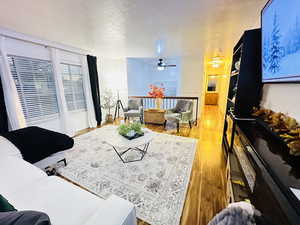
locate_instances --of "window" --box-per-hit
[61,63,86,111]
[8,55,59,123]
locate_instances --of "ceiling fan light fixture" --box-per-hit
[157,66,165,71]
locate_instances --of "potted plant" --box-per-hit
[101,90,116,123]
[118,122,144,140]
[148,84,165,109]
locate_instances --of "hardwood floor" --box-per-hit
[76,105,227,225]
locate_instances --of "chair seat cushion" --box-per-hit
[124,110,140,117]
[165,113,181,122]
[1,127,74,164]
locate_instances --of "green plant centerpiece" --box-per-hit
[118,122,144,140]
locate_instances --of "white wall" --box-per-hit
[180,56,203,98]
[261,83,300,122]
[0,0,93,51]
[98,58,128,119]
[179,56,203,117]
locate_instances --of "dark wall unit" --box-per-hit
[224,29,262,153]
[227,28,262,118]
[230,121,300,225]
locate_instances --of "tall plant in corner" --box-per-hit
[148,84,165,109]
[101,89,116,122]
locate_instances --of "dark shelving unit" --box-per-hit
[224,28,262,153]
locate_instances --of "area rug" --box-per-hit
[58,125,197,225]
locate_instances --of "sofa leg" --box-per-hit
[189,121,192,129]
[58,158,67,166]
[163,120,167,129]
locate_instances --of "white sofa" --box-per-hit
[0,137,137,225]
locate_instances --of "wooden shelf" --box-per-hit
[231,71,239,76]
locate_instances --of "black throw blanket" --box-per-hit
[1,126,74,164]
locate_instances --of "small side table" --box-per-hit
[144,109,166,125]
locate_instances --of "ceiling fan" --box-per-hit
[157,58,176,71]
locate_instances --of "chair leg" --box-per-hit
[189,120,192,129]
[177,122,179,133]
[163,120,167,128]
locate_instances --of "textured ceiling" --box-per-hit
[0,0,268,58]
[83,0,268,58]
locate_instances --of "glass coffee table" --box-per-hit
[103,126,156,163]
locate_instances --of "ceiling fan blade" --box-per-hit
[166,65,176,67]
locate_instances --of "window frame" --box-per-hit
[61,63,87,112]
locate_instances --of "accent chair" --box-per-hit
[164,100,193,132]
[123,98,143,123]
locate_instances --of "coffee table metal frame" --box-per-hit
[112,142,150,163]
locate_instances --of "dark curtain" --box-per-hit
[87,55,102,125]
[0,77,8,133]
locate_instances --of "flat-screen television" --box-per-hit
[262,0,300,83]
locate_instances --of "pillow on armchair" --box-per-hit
[1,127,74,164]
[174,100,192,113]
[126,99,142,111]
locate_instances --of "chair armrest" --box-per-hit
[181,110,193,122]
[166,108,176,114]
[123,107,129,112]
[139,106,143,115]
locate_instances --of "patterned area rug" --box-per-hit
[58,126,197,225]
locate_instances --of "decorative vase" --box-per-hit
[106,114,113,123]
[155,98,163,109]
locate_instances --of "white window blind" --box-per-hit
[61,63,86,111]
[8,55,59,123]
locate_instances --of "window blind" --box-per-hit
[8,55,59,123]
[61,63,86,111]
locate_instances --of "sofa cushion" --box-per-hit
[0,156,46,197]
[8,176,106,225]
[0,195,16,212]
[1,126,74,164]
[0,136,22,159]
[0,211,51,225]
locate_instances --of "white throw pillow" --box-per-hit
[0,136,23,159]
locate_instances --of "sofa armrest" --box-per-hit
[84,195,137,225]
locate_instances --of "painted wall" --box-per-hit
[261,83,300,122]
[127,58,181,97]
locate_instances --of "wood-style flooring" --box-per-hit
[76,105,227,225]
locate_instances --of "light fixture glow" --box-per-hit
[209,55,224,68]
[157,66,165,71]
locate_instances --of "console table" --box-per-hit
[144,109,166,125]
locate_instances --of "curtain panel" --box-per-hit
[0,37,26,130]
[81,56,97,128]
[87,55,102,125]
[50,48,75,137]
[0,76,8,133]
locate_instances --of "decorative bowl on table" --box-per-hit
[118,122,144,140]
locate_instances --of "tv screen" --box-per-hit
[262,0,300,83]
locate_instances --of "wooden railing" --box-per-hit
[129,96,199,123]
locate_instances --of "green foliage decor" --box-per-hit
[118,122,143,136]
